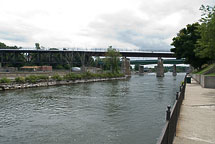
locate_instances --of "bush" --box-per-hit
[25,75,39,83]
[15,77,25,83]
[64,73,82,80]
[56,65,64,69]
[0,77,11,84]
[52,74,63,81]
[81,72,95,79]
[37,75,49,80]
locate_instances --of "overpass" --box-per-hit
[0,49,174,58]
[0,48,178,77]
[130,59,185,65]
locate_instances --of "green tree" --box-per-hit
[104,46,121,73]
[195,5,215,61]
[171,23,208,69]
[35,43,40,50]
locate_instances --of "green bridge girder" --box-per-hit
[130,59,185,65]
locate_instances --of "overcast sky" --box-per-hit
[0,0,214,51]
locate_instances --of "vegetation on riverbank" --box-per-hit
[0,72,125,84]
[193,64,215,74]
[171,5,215,69]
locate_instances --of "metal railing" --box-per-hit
[157,75,187,144]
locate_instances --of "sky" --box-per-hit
[0,0,214,51]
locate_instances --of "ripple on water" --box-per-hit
[0,74,185,144]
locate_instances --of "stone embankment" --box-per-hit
[0,77,126,91]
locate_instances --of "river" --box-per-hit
[0,73,185,144]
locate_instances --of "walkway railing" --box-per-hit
[156,75,187,144]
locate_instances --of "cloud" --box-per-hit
[0,0,214,50]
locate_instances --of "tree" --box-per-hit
[195,5,215,61]
[35,43,40,50]
[104,46,121,73]
[171,23,208,69]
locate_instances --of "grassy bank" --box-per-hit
[193,64,215,75]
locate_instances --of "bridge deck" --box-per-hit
[0,49,175,58]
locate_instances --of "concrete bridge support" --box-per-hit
[156,57,164,77]
[172,64,177,76]
[139,65,144,74]
[121,57,131,75]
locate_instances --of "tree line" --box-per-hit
[171,5,215,69]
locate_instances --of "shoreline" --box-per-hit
[0,77,127,91]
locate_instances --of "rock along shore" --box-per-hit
[0,77,127,91]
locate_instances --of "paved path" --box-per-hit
[173,79,215,144]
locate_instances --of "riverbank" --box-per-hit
[0,76,127,91]
[173,78,215,144]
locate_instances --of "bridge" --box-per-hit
[0,48,183,77]
[130,59,185,65]
[0,49,174,58]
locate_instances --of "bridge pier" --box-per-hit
[121,57,131,76]
[172,64,177,76]
[156,57,164,77]
[139,65,144,74]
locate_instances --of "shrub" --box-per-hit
[0,77,11,84]
[37,75,49,80]
[25,75,39,83]
[15,77,25,83]
[81,72,94,79]
[64,73,82,80]
[52,74,63,81]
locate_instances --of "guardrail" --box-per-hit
[156,75,187,144]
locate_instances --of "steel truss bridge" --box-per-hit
[0,49,178,65]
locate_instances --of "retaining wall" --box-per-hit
[192,74,215,88]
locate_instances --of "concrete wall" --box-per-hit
[192,74,215,88]
[201,75,215,88]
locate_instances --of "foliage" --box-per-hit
[63,73,82,80]
[0,77,11,84]
[37,75,49,80]
[104,46,121,73]
[194,64,215,74]
[25,75,39,83]
[15,77,25,83]
[25,75,48,83]
[195,5,215,60]
[205,73,215,76]
[52,74,63,81]
[62,72,125,81]
[35,43,40,50]
[171,23,209,69]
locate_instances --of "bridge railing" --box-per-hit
[0,47,172,53]
[156,75,187,144]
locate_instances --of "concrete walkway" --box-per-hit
[173,79,215,144]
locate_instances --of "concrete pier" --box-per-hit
[139,65,144,74]
[173,64,177,76]
[156,57,164,77]
[173,79,215,144]
[121,57,131,75]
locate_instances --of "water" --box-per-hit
[0,73,185,144]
